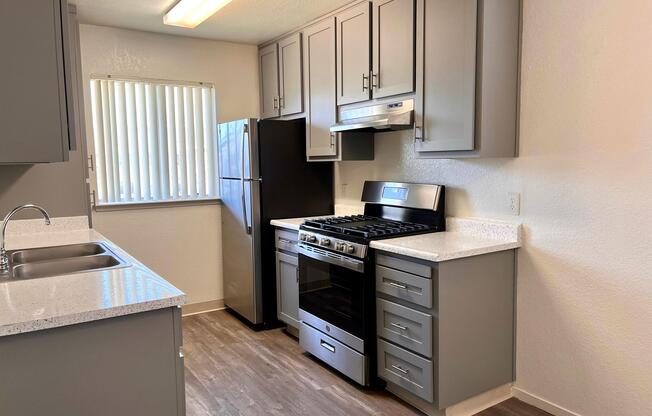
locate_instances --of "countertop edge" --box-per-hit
[270,219,301,231]
[370,240,521,263]
[0,295,186,337]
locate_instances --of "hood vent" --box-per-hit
[330,99,414,133]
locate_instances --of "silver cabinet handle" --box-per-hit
[320,340,336,353]
[295,267,299,284]
[278,238,295,245]
[279,96,285,109]
[414,123,424,143]
[391,365,409,375]
[388,281,408,290]
[362,73,369,92]
[273,96,279,109]
[390,322,408,331]
[371,71,378,89]
[330,132,336,148]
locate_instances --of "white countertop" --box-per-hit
[270,216,331,231]
[272,216,521,262]
[0,218,185,337]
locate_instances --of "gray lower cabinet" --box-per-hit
[414,0,521,157]
[0,307,185,416]
[376,250,515,411]
[275,229,300,330]
[0,0,76,164]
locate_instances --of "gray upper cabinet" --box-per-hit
[372,0,416,99]
[336,2,372,106]
[304,18,338,158]
[259,43,280,119]
[0,0,75,164]
[416,0,477,153]
[415,0,521,157]
[278,33,304,116]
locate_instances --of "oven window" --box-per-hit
[298,253,366,338]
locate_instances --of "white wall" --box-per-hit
[78,24,259,306]
[337,1,652,415]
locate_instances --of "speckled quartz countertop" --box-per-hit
[270,216,331,231]
[272,215,521,262]
[370,218,521,262]
[0,217,185,337]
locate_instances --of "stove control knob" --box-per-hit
[336,242,345,251]
[307,235,317,243]
[299,234,307,241]
[320,238,331,247]
[346,245,355,254]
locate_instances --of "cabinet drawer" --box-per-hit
[376,265,433,308]
[300,322,367,385]
[377,339,434,402]
[377,299,432,358]
[377,253,432,278]
[275,229,299,254]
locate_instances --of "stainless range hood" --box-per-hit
[330,99,414,133]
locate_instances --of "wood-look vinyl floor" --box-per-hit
[183,310,550,416]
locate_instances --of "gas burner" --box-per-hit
[303,215,436,240]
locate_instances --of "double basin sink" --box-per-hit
[2,242,129,281]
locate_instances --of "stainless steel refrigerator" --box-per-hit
[218,118,333,326]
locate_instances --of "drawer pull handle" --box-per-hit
[320,340,336,353]
[278,238,295,245]
[390,322,408,331]
[388,281,408,290]
[391,364,409,375]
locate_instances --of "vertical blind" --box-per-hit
[89,77,218,205]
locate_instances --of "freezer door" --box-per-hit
[220,177,262,324]
[218,118,259,180]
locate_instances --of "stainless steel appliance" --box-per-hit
[219,118,333,326]
[298,181,445,385]
[330,99,414,133]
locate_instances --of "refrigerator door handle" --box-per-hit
[240,124,251,235]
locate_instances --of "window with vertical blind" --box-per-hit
[89,76,219,206]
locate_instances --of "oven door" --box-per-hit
[298,244,367,340]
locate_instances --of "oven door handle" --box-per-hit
[298,244,365,273]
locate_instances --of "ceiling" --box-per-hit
[73,0,353,44]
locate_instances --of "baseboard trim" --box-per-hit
[446,383,513,416]
[512,387,582,416]
[182,299,225,316]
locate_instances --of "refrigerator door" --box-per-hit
[218,118,260,180]
[220,118,264,324]
[221,177,262,323]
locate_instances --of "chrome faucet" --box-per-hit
[0,204,51,274]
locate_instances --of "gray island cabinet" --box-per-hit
[0,307,185,416]
[375,249,515,414]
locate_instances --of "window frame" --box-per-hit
[86,74,221,210]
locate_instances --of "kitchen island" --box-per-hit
[0,216,186,416]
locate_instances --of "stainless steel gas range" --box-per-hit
[297,181,446,385]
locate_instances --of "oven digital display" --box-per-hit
[382,186,409,201]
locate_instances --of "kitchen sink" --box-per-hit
[2,242,129,281]
[10,242,106,264]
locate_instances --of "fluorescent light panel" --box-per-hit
[164,0,232,28]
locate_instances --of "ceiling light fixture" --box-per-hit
[164,0,233,28]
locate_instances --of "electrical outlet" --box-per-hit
[508,192,521,216]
